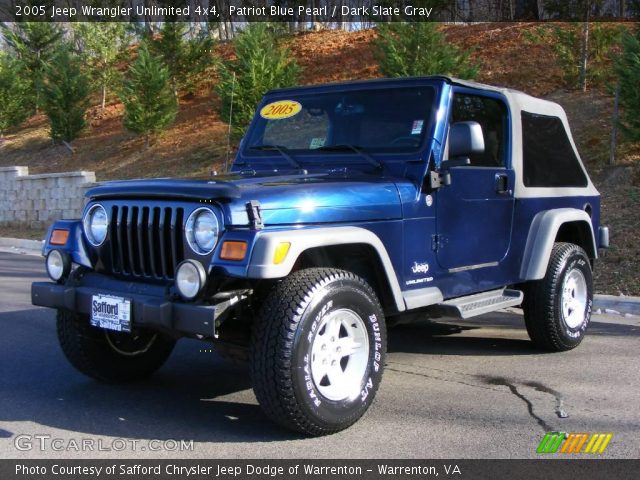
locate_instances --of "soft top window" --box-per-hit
[451,93,508,168]
[521,112,588,188]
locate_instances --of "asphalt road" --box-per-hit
[1,251,638,459]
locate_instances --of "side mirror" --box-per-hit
[448,121,485,158]
[428,122,485,190]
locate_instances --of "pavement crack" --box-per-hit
[481,376,554,432]
[386,366,500,393]
[387,360,479,379]
[523,381,568,419]
[387,362,570,430]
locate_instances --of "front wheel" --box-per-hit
[523,242,593,351]
[251,268,386,436]
[57,310,176,383]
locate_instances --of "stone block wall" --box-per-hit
[0,167,96,229]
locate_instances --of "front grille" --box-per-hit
[110,205,185,279]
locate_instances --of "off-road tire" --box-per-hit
[523,242,593,351]
[251,268,386,436]
[57,310,176,383]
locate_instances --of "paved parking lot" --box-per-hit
[1,251,638,459]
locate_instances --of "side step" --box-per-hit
[432,288,523,319]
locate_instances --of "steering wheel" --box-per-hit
[389,136,421,146]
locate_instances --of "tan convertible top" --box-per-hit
[447,77,597,198]
[272,76,598,198]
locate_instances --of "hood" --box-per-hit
[85,173,405,226]
[231,173,402,225]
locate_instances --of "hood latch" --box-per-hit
[246,200,264,230]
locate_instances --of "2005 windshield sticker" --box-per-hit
[260,100,302,120]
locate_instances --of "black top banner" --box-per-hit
[0,0,638,23]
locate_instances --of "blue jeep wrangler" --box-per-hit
[32,76,609,436]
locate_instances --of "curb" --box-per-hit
[593,294,640,316]
[0,237,44,256]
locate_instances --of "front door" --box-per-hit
[436,91,515,271]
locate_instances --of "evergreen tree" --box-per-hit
[73,22,132,110]
[151,22,215,102]
[526,23,623,89]
[373,22,478,79]
[120,44,177,147]
[41,45,91,144]
[0,22,63,112]
[615,27,640,141]
[215,24,300,137]
[0,53,31,139]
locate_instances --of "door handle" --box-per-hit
[495,173,512,195]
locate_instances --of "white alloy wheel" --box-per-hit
[561,268,588,329]
[310,308,370,402]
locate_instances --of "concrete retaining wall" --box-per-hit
[0,166,96,228]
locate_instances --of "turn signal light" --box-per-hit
[220,241,248,261]
[50,229,70,246]
[273,242,291,265]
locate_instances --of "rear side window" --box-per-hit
[521,112,588,187]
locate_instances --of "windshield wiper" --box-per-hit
[248,144,304,172]
[317,144,383,170]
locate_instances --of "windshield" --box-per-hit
[243,86,437,160]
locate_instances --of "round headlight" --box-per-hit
[83,204,108,246]
[186,208,219,255]
[46,249,71,283]
[175,260,207,300]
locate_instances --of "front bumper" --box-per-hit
[31,272,246,338]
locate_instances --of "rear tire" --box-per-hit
[251,268,386,436]
[523,243,593,351]
[56,310,176,383]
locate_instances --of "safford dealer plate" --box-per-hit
[90,294,131,332]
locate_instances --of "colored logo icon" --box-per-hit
[537,432,613,454]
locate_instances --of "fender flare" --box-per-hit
[42,220,92,268]
[520,208,597,281]
[246,226,406,312]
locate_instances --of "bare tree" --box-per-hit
[579,5,591,92]
[610,86,620,165]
